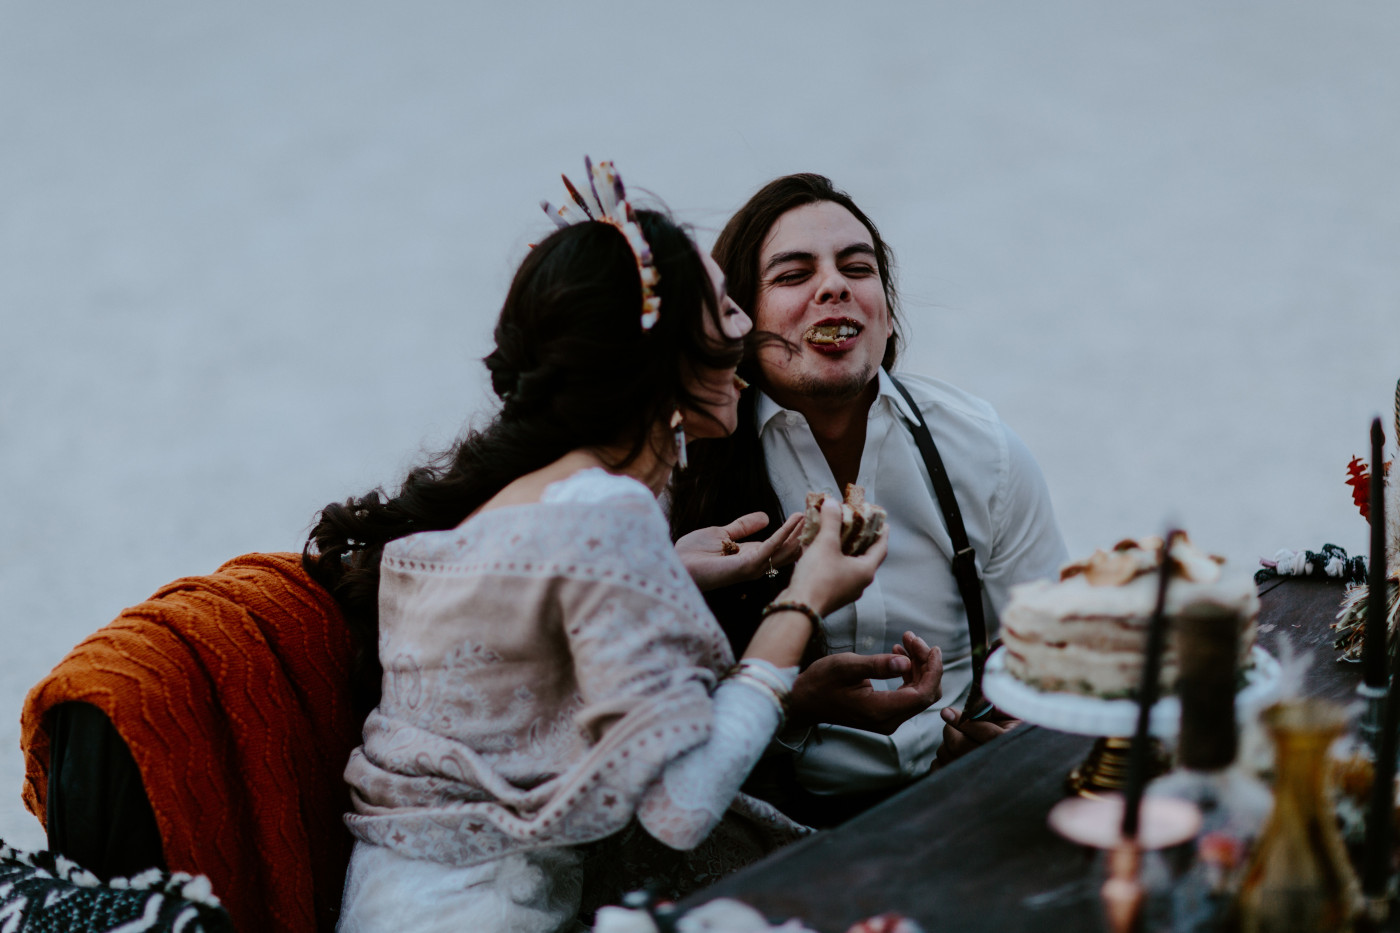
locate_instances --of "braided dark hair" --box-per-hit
[306,209,737,713]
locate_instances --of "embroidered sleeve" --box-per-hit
[558,498,732,740]
[563,579,726,740]
[553,498,783,851]
[635,661,797,850]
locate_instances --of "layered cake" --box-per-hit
[1000,535,1257,698]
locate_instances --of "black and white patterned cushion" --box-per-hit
[0,841,233,933]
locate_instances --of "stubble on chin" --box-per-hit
[789,362,879,404]
[755,339,881,408]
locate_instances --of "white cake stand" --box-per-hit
[982,644,1282,795]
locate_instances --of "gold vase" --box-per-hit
[1235,700,1362,933]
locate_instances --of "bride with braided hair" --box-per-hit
[304,161,887,932]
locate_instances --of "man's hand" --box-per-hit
[674,512,804,592]
[933,705,1021,767]
[787,632,942,735]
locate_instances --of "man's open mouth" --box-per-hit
[803,320,862,347]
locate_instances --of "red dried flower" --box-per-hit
[1347,456,1393,523]
[1347,456,1373,521]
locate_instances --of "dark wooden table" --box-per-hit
[681,576,1360,932]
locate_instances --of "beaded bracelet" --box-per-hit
[759,600,823,630]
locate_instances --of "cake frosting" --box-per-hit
[1000,535,1257,698]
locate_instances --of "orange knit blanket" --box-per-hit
[21,553,359,933]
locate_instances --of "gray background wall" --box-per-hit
[2,2,1397,850]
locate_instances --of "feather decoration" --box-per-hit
[583,155,604,214]
[539,200,571,230]
[539,157,662,330]
[586,157,620,219]
[542,198,592,227]
[591,159,625,218]
[561,174,597,218]
[1334,579,1400,663]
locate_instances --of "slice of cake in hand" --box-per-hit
[798,484,887,556]
[999,534,1257,699]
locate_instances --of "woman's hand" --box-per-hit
[742,498,887,668]
[787,632,943,733]
[779,497,887,617]
[674,511,803,592]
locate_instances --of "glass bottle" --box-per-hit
[1234,699,1362,933]
[1149,602,1272,932]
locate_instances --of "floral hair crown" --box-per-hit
[541,157,661,330]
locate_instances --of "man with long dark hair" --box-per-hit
[670,174,1067,826]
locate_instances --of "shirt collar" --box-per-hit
[753,368,920,437]
[753,386,787,435]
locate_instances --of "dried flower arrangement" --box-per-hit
[1332,379,1400,663]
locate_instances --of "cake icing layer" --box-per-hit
[1000,537,1257,698]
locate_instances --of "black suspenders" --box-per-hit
[888,375,994,720]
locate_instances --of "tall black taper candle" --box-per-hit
[1363,416,1393,913]
[1101,529,1179,933]
[1121,529,1179,841]
[1365,417,1389,689]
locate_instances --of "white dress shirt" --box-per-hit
[757,369,1068,793]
